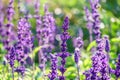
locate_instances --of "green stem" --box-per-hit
[77,63,80,80]
[12,67,14,80]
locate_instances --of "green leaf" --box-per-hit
[87,41,96,51]
[29,46,42,58]
[111,37,120,42]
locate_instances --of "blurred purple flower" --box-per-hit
[15,66,26,76]
[58,16,71,80]
[73,35,83,80]
[35,3,56,71]
[4,0,16,72]
[14,17,33,74]
[104,35,110,53]
[48,54,58,80]
[34,0,45,70]
[115,54,120,79]
[0,2,4,39]
[90,0,101,40]
[84,7,93,42]
[73,36,83,64]
[84,38,110,80]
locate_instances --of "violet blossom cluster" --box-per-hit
[113,54,120,79]
[104,35,110,53]
[73,35,83,80]
[58,16,71,80]
[48,54,58,80]
[84,38,110,80]
[0,2,4,40]
[4,0,15,51]
[34,0,45,71]
[90,0,101,40]
[84,0,110,79]
[42,4,56,53]
[74,36,83,64]
[15,17,33,74]
[97,39,110,80]
[84,7,93,42]
[35,3,56,71]
[4,0,17,70]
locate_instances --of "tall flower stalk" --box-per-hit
[84,0,110,80]
[0,2,4,40]
[84,39,110,80]
[34,0,45,71]
[114,54,120,80]
[90,0,101,40]
[58,16,70,80]
[84,7,93,42]
[97,39,110,80]
[74,36,83,80]
[15,17,33,79]
[35,1,46,79]
[48,54,58,80]
[35,3,56,79]
[4,0,15,80]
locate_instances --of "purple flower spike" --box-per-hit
[0,2,4,39]
[84,7,93,42]
[84,38,110,80]
[35,3,56,72]
[90,0,101,40]
[74,36,83,64]
[58,16,71,80]
[15,66,26,76]
[115,54,120,79]
[74,48,80,64]
[104,35,110,53]
[4,0,16,71]
[15,17,33,74]
[48,54,58,80]
[7,0,15,22]
[73,34,84,80]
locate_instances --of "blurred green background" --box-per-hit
[0,0,120,80]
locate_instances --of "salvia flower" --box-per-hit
[42,4,56,49]
[83,70,91,80]
[104,35,110,63]
[90,0,101,40]
[36,4,56,71]
[4,0,14,51]
[100,52,110,80]
[48,54,58,80]
[84,38,110,80]
[5,46,16,70]
[73,35,83,80]
[104,35,110,53]
[97,39,110,80]
[74,36,83,64]
[90,53,101,80]
[7,0,15,22]
[15,66,26,76]
[74,48,80,64]
[84,53,101,80]
[84,7,93,42]
[4,0,16,71]
[58,16,70,80]
[17,18,33,51]
[34,1,46,71]
[34,0,45,69]
[15,17,33,74]
[115,54,120,79]
[0,3,4,39]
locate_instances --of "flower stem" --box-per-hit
[77,63,80,80]
[12,67,14,80]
